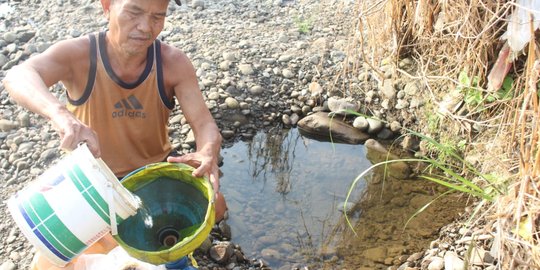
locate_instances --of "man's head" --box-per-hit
[100,0,168,55]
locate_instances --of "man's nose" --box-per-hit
[136,16,152,32]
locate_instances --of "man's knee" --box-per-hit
[30,234,118,270]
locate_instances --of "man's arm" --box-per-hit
[162,45,222,192]
[2,38,101,156]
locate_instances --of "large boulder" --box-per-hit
[297,112,369,144]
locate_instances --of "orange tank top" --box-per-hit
[66,32,175,177]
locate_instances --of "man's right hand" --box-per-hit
[51,110,101,157]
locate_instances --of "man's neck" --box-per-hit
[105,36,150,83]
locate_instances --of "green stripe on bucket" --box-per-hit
[74,165,124,223]
[67,166,110,223]
[36,214,86,257]
[21,193,85,258]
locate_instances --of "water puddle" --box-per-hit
[219,128,466,269]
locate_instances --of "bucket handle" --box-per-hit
[106,182,118,235]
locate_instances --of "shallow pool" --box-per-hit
[220,127,372,269]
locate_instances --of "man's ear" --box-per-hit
[100,0,112,17]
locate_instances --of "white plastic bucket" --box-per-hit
[7,143,140,267]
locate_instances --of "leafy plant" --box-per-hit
[459,71,483,106]
[293,16,313,34]
[458,71,514,107]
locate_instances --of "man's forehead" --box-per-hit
[115,0,181,6]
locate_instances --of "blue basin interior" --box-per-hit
[117,176,208,251]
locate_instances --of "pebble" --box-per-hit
[427,257,444,270]
[444,251,465,270]
[0,260,16,270]
[210,242,235,264]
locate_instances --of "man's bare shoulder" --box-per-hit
[28,35,92,65]
[22,35,94,86]
[159,42,193,68]
[158,42,199,95]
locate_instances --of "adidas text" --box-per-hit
[112,110,147,119]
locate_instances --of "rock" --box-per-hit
[308,81,323,97]
[191,0,205,9]
[278,54,293,62]
[395,99,409,110]
[366,118,384,134]
[170,114,183,124]
[260,58,276,65]
[427,257,444,270]
[297,112,369,144]
[364,247,387,263]
[223,51,236,62]
[238,64,254,75]
[3,32,17,43]
[289,113,300,125]
[364,139,412,179]
[218,220,232,240]
[389,121,402,133]
[197,237,213,254]
[0,260,16,270]
[377,128,395,140]
[327,97,360,114]
[184,130,195,146]
[407,251,424,262]
[249,85,264,95]
[209,241,234,264]
[0,54,9,69]
[444,251,465,270]
[282,69,294,78]
[261,248,280,261]
[0,119,18,132]
[219,60,231,71]
[381,80,396,99]
[352,116,369,131]
[221,130,235,139]
[225,97,240,109]
[19,30,36,43]
[337,202,355,213]
[401,135,420,151]
[404,81,420,96]
[282,114,291,126]
[39,148,57,162]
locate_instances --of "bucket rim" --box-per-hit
[75,143,140,215]
[114,162,215,264]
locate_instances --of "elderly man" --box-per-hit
[3,0,227,268]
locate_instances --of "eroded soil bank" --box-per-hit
[1,0,484,269]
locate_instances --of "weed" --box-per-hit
[458,71,514,108]
[293,16,313,34]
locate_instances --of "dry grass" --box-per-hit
[343,0,540,268]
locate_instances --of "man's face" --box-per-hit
[106,0,168,55]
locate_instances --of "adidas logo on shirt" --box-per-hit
[112,94,146,119]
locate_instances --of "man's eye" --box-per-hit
[153,15,165,21]
[127,10,140,16]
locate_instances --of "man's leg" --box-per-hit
[30,234,118,270]
[215,191,227,222]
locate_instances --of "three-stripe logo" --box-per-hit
[112,94,146,119]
